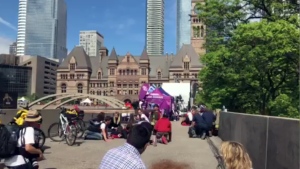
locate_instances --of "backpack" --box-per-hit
[0,124,22,158]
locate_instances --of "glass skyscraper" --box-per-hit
[17,0,67,61]
[146,0,164,56]
[176,0,191,51]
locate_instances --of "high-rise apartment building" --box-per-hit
[16,0,67,61]
[79,31,104,57]
[9,42,17,55]
[146,0,164,56]
[16,0,27,56]
[177,0,191,52]
[190,0,206,55]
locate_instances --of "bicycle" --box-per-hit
[47,107,77,146]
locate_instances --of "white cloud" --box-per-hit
[0,17,17,31]
[0,36,14,54]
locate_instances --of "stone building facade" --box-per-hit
[190,0,206,56]
[56,44,203,102]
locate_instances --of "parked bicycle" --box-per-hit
[47,107,78,146]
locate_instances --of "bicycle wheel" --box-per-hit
[48,122,64,142]
[65,124,77,146]
[34,128,46,148]
[75,120,86,138]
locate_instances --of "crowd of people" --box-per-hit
[0,104,253,169]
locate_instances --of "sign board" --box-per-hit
[0,92,18,109]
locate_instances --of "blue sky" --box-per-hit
[0,0,176,55]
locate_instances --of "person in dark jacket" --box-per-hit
[191,106,216,139]
[85,112,106,140]
[110,112,121,129]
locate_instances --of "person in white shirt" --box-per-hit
[137,108,149,122]
[181,111,193,126]
[5,110,44,169]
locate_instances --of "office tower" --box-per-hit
[16,0,67,61]
[146,0,164,56]
[9,42,17,55]
[79,31,104,57]
[16,0,27,56]
[190,0,206,56]
[177,0,191,51]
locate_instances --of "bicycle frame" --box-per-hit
[59,113,71,135]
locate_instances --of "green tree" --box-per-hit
[195,0,299,117]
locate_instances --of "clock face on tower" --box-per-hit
[193,5,201,14]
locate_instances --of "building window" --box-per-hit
[61,74,68,79]
[109,81,114,87]
[127,56,130,62]
[157,71,161,79]
[129,84,133,88]
[134,70,137,75]
[129,90,133,95]
[70,74,75,79]
[97,91,101,95]
[123,84,127,88]
[90,90,95,95]
[110,69,115,75]
[184,73,189,79]
[141,81,146,84]
[126,69,130,75]
[70,63,76,70]
[130,70,133,75]
[61,83,66,93]
[77,74,84,79]
[98,72,102,79]
[141,68,146,75]
[184,62,189,70]
[117,84,121,88]
[134,90,138,95]
[134,84,139,88]
[200,26,204,37]
[119,70,122,75]
[193,26,200,38]
[77,83,83,93]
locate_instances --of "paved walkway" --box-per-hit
[38,122,217,168]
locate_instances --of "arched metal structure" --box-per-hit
[54,96,122,109]
[28,93,124,108]
[40,94,124,109]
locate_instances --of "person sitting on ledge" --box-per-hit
[153,113,172,145]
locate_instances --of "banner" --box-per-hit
[0,92,18,109]
[146,84,157,95]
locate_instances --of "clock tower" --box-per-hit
[190,0,206,56]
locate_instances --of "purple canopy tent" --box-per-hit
[144,88,173,114]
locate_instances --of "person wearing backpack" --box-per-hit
[3,110,44,169]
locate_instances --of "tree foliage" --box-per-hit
[195,0,299,118]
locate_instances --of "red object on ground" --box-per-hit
[154,118,172,132]
[161,136,168,144]
[181,122,190,126]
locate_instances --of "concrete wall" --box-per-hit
[219,112,299,169]
[0,109,115,137]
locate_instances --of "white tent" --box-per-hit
[80,98,92,104]
[18,97,27,102]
